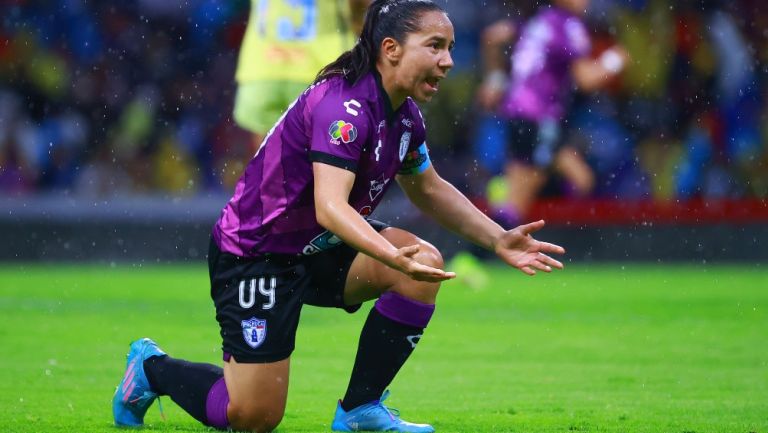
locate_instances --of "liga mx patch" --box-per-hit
[329,120,358,144]
[241,317,267,349]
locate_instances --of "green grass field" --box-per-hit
[1,263,766,433]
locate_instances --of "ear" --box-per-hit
[381,37,402,64]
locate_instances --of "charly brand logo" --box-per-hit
[369,174,390,201]
[241,317,267,348]
[328,120,358,144]
[399,131,412,161]
[343,99,361,116]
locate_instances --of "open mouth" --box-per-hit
[425,77,441,91]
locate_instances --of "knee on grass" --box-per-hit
[227,402,284,433]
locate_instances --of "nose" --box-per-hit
[439,51,454,71]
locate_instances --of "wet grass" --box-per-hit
[0,263,766,432]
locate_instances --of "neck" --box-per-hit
[375,63,407,109]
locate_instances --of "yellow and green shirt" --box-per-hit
[236,0,356,83]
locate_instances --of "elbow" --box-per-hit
[315,205,332,230]
[315,199,343,231]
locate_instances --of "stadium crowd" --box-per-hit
[1,0,767,204]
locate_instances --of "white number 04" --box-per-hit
[238,277,276,310]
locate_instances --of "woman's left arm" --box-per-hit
[397,167,565,275]
[397,167,502,251]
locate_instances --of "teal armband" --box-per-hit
[397,142,431,175]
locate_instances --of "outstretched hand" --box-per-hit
[394,244,456,283]
[494,220,565,276]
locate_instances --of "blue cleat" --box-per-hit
[331,390,435,432]
[112,338,166,427]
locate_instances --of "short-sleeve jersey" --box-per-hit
[500,6,591,121]
[213,72,430,257]
[236,0,356,83]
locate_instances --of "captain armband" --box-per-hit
[397,142,432,175]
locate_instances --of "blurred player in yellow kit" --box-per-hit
[234,0,371,152]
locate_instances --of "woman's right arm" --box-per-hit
[571,46,629,92]
[476,19,516,110]
[313,162,454,283]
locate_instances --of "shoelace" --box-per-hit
[358,402,400,422]
[157,397,166,421]
[128,392,166,421]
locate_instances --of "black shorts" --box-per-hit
[508,118,562,167]
[208,220,389,363]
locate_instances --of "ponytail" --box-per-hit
[315,0,444,85]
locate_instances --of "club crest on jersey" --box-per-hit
[399,131,412,161]
[241,317,267,349]
[329,120,358,145]
[369,175,390,201]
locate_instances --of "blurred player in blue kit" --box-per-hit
[112,1,565,432]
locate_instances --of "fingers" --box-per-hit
[399,244,420,257]
[518,219,545,235]
[529,259,552,273]
[395,244,455,282]
[537,252,564,269]
[413,272,455,283]
[429,270,456,282]
[411,263,456,282]
[519,266,535,276]
[538,241,565,256]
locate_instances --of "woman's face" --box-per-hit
[390,10,455,104]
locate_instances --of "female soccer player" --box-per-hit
[113,1,565,432]
[477,0,629,227]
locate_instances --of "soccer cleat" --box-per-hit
[112,338,166,427]
[331,390,435,432]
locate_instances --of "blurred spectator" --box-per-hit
[1,0,249,197]
[0,0,765,207]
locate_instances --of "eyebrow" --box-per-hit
[428,36,455,50]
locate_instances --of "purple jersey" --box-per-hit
[213,72,431,257]
[500,6,591,121]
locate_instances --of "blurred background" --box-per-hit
[1,0,767,263]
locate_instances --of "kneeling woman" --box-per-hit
[112,1,565,432]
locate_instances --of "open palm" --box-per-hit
[494,220,565,275]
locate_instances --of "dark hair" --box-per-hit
[315,0,446,84]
